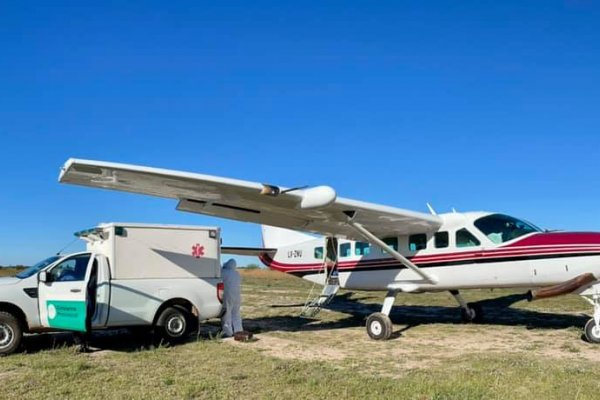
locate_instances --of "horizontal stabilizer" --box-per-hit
[221,246,277,256]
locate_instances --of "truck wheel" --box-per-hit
[0,311,23,356]
[178,305,199,335]
[156,307,189,343]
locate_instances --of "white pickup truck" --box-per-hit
[0,223,224,355]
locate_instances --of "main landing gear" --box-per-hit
[450,290,484,323]
[366,290,396,340]
[581,293,600,344]
[365,290,486,340]
[345,217,437,341]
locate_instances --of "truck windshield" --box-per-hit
[474,214,541,244]
[15,256,61,279]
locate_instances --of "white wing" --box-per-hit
[59,159,442,241]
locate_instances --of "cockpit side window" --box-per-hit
[474,214,540,244]
[456,229,480,248]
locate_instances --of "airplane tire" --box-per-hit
[461,303,484,323]
[366,312,393,340]
[0,311,23,356]
[584,318,600,344]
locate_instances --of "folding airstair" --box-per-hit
[300,265,340,317]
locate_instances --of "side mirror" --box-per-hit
[39,271,49,283]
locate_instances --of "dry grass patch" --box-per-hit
[1,269,600,399]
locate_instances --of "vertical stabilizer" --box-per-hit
[261,225,317,248]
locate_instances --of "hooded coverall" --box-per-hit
[221,259,243,337]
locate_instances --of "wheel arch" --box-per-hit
[152,298,198,327]
[0,302,29,331]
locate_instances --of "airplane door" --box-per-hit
[38,253,95,332]
[324,237,339,281]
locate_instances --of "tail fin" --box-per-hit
[261,225,316,248]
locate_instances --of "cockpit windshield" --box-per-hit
[474,214,541,244]
[15,256,61,279]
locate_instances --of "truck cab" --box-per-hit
[0,223,225,355]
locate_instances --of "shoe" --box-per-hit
[233,331,253,342]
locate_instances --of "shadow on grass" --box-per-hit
[245,292,589,339]
[19,293,589,353]
[21,325,224,355]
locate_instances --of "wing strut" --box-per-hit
[345,217,438,285]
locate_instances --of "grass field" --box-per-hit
[1,268,599,399]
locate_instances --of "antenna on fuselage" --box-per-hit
[426,203,437,216]
[452,207,458,213]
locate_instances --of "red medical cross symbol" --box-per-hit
[192,244,205,258]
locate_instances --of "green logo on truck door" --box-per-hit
[46,300,87,332]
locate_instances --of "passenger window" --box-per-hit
[382,237,398,252]
[49,254,91,282]
[409,234,427,251]
[314,246,324,259]
[435,232,449,248]
[355,242,371,256]
[456,229,481,248]
[340,243,352,258]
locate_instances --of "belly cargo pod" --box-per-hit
[76,223,223,328]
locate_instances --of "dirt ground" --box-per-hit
[3,269,600,399]
[221,270,600,376]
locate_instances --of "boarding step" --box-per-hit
[300,281,340,317]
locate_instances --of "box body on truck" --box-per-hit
[0,223,224,355]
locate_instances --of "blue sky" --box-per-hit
[1,1,599,266]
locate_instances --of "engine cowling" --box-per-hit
[299,186,337,209]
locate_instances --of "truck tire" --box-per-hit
[175,305,199,335]
[0,311,23,356]
[156,307,190,344]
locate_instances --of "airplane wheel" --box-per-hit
[461,303,483,323]
[584,318,600,344]
[366,312,393,340]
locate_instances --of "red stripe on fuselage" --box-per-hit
[259,232,600,273]
[259,247,600,273]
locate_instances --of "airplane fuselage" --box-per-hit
[259,212,600,293]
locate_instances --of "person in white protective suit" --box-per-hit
[221,259,244,337]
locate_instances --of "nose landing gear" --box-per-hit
[581,293,600,343]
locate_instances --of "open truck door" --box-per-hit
[38,253,110,332]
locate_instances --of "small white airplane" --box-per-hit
[59,158,600,342]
